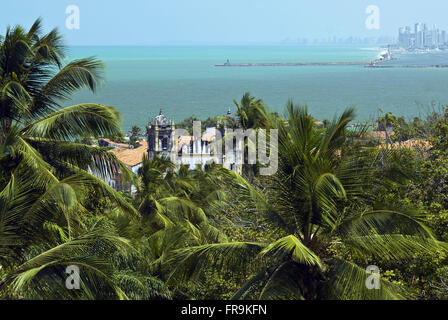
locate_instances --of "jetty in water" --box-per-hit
[215,57,391,67]
[215,58,448,69]
[364,64,448,68]
[215,61,368,67]
[215,51,394,67]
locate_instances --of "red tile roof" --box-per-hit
[363,131,396,139]
[378,139,433,150]
[109,141,148,167]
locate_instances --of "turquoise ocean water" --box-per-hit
[67,45,448,131]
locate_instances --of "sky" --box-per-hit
[1,0,448,45]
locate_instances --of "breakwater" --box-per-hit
[215,56,391,67]
[215,61,367,67]
[365,64,448,68]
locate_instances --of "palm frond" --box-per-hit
[22,103,122,141]
[259,235,322,268]
[166,242,266,285]
[344,234,447,261]
[325,258,407,300]
[259,261,307,300]
[39,58,104,104]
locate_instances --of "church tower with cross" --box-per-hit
[147,109,175,159]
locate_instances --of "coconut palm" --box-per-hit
[166,101,447,300]
[136,155,232,244]
[377,111,398,149]
[134,154,268,288]
[233,92,268,130]
[0,19,154,299]
[0,172,173,300]
[0,18,134,189]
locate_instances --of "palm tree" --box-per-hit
[136,155,230,244]
[231,93,272,180]
[166,101,446,300]
[233,92,268,130]
[0,19,151,299]
[0,18,134,188]
[134,154,268,297]
[0,17,138,218]
[0,173,172,299]
[377,111,397,149]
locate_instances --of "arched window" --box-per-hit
[162,137,168,150]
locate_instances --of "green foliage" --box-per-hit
[234,92,268,129]
[166,102,448,300]
[3,18,448,301]
[176,116,223,134]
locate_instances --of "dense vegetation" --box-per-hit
[2,19,448,300]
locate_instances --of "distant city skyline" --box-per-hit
[281,36,395,45]
[398,23,447,49]
[1,0,448,46]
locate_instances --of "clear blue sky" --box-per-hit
[1,0,447,45]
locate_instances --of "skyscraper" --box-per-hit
[398,27,412,48]
[415,23,424,48]
[397,22,446,49]
[439,30,447,46]
[432,25,439,47]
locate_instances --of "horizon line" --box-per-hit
[66,42,394,47]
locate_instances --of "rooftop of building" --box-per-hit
[100,138,132,149]
[174,128,218,151]
[109,141,148,168]
[378,139,433,150]
[362,131,396,139]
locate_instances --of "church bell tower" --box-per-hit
[147,109,175,159]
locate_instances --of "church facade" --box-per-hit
[146,109,242,174]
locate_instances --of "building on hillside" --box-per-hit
[100,108,245,192]
[99,139,147,193]
[173,127,241,173]
[147,109,242,173]
[362,131,396,140]
[99,138,132,149]
[377,139,433,151]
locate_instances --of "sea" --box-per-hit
[66,45,448,131]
